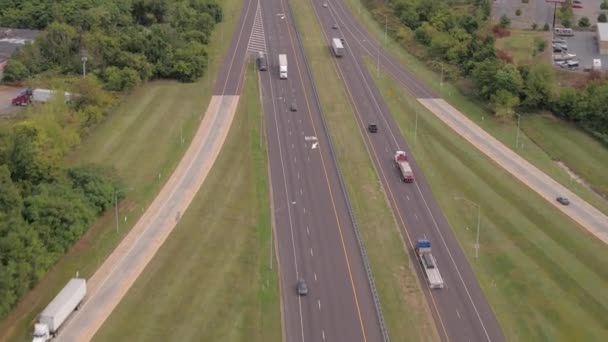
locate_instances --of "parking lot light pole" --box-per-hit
[454,196,481,259]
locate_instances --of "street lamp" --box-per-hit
[114,187,135,234]
[454,196,481,259]
[515,112,522,149]
[81,56,88,77]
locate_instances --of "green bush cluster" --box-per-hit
[0,0,222,88]
[0,109,122,318]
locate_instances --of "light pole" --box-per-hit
[414,108,419,143]
[384,14,388,46]
[114,187,135,234]
[515,113,522,149]
[432,60,443,88]
[81,56,88,77]
[454,196,481,259]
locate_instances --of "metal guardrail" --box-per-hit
[284,1,390,341]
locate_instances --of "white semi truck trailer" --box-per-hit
[331,38,344,57]
[279,54,288,79]
[32,278,87,342]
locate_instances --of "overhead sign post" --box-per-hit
[546,0,567,29]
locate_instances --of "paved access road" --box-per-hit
[55,1,256,340]
[324,0,608,243]
[311,1,505,341]
[257,0,384,341]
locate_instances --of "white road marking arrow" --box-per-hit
[312,142,318,149]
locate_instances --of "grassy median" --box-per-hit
[0,0,244,340]
[368,60,608,341]
[291,0,440,341]
[93,65,280,341]
[342,0,608,216]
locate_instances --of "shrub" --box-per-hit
[601,1,608,10]
[579,16,590,28]
[522,0,530,3]
[1,60,30,82]
[516,9,522,16]
[532,22,538,30]
[499,14,511,28]
[599,13,608,23]
[543,22,550,31]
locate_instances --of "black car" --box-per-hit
[556,196,570,205]
[368,123,378,133]
[297,279,308,296]
[257,52,268,71]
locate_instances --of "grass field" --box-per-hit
[522,113,608,199]
[495,29,551,64]
[93,65,280,342]
[342,0,608,217]
[291,0,439,341]
[0,0,244,340]
[368,60,608,341]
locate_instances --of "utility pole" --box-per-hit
[454,196,481,259]
[414,109,419,143]
[81,56,88,77]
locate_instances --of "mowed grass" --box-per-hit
[368,61,608,341]
[522,113,608,199]
[291,0,439,341]
[93,65,280,342]
[0,0,244,340]
[342,0,608,216]
[495,29,551,64]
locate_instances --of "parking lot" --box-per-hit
[552,31,608,71]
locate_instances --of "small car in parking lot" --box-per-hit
[557,196,570,205]
[297,279,308,296]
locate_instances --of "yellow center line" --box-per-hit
[305,1,450,340]
[279,0,369,340]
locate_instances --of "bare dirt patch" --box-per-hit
[0,84,22,114]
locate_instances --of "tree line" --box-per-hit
[0,0,222,319]
[363,0,608,143]
[0,89,123,318]
[1,0,223,88]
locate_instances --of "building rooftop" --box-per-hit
[0,27,39,62]
[598,23,608,42]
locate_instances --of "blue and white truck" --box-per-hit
[415,240,444,289]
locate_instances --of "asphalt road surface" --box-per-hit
[323,0,608,244]
[54,1,255,339]
[311,1,506,341]
[258,0,384,341]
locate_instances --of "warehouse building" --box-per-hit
[598,23,608,55]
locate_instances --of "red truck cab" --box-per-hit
[12,88,33,106]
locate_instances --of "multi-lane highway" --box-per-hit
[307,1,505,341]
[257,0,385,341]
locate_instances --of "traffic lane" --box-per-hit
[316,3,504,340]
[260,71,306,342]
[279,0,384,340]
[262,7,372,342]
[214,0,256,95]
[326,0,432,98]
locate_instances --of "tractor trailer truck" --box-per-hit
[32,278,86,342]
[279,54,288,79]
[394,151,414,183]
[331,38,344,57]
[415,240,444,289]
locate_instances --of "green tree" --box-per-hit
[1,60,29,82]
[578,16,590,28]
[491,89,520,119]
[0,165,22,215]
[68,164,120,214]
[599,13,607,23]
[499,14,511,28]
[520,64,556,108]
[37,22,78,67]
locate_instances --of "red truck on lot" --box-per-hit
[394,150,414,183]
[12,88,33,106]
